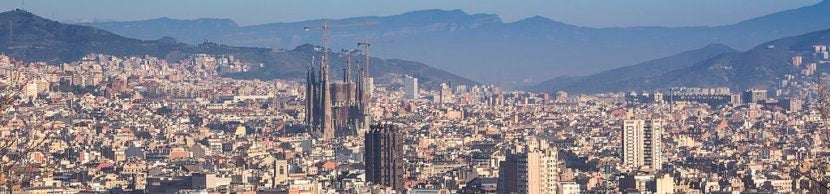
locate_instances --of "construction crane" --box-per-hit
[304,21,331,68]
[357,42,370,77]
[304,21,377,70]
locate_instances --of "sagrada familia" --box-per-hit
[305,45,373,141]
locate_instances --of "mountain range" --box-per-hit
[533,44,738,93]
[83,0,830,86]
[534,27,830,93]
[0,9,476,88]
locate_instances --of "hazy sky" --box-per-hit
[1,0,821,27]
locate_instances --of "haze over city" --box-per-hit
[2,0,820,27]
[0,0,829,193]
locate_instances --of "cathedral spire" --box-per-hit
[319,43,334,141]
[345,50,352,83]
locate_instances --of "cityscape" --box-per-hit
[1,0,830,194]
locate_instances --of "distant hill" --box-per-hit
[0,9,192,63]
[643,29,830,91]
[223,44,477,88]
[535,28,830,93]
[0,9,476,88]
[84,0,830,85]
[533,44,737,93]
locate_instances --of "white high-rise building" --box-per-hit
[623,119,663,171]
[498,138,559,194]
[404,76,418,99]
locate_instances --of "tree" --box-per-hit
[0,62,52,193]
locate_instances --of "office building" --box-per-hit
[364,124,405,191]
[779,98,803,113]
[404,76,419,99]
[741,89,768,104]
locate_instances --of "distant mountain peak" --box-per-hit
[84,4,830,85]
[8,8,24,13]
[391,9,502,24]
[292,44,318,53]
[510,15,575,28]
[701,43,734,50]
[527,15,552,21]
[158,36,178,44]
[531,43,739,93]
[814,0,830,8]
[0,11,476,87]
[802,0,830,8]
[1,9,40,19]
[142,17,239,27]
[6,9,32,15]
[401,9,468,16]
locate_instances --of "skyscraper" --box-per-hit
[623,119,663,171]
[439,83,452,104]
[364,124,404,191]
[404,76,418,99]
[497,138,559,194]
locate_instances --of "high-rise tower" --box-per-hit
[404,76,418,99]
[497,138,559,194]
[622,119,663,171]
[364,124,404,191]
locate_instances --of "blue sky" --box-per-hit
[1,0,820,27]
